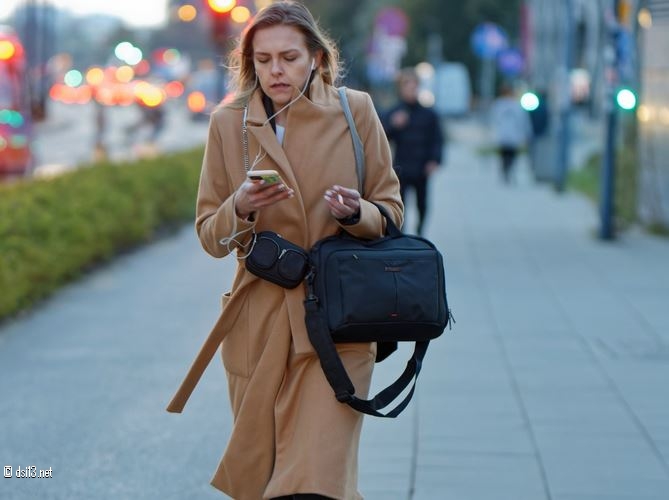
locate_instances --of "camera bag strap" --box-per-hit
[304,89,438,418]
[337,87,365,193]
[305,297,430,418]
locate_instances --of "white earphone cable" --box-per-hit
[262,61,315,126]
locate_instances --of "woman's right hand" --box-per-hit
[234,179,295,219]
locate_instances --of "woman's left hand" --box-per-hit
[324,185,361,220]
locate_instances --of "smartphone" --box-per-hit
[247,170,286,185]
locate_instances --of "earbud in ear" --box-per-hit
[310,59,315,71]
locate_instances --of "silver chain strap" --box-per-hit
[242,105,250,173]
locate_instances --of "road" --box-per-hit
[30,100,209,176]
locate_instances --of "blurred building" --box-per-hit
[524,0,605,184]
[526,0,603,115]
[638,0,669,229]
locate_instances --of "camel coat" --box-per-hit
[167,77,403,499]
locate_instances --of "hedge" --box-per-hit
[0,148,204,320]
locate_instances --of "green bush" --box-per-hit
[0,148,203,320]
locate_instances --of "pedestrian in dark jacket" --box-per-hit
[382,67,444,236]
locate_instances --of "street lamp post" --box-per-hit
[206,0,237,103]
[554,0,575,192]
[600,0,626,240]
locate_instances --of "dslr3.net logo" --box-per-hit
[4,466,12,478]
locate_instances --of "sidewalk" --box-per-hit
[360,118,669,500]
[1,118,668,500]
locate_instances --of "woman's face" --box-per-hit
[252,24,317,110]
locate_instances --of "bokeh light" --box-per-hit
[231,6,251,23]
[187,91,207,113]
[134,81,165,107]
[638,8,652,29]
[415,62,435,80]
[163,48,181,65]
[86,67,105,86]
[208,0,236,14]
[115,42,143,66]
[115,65,135,83]
[0,109,25,128]
[0,40,16,60]
[165,81,185,99]
[520,91,540,112]
[178,5,197,22]
[64,69,83,87]
[637,104,651,123]
[616,88,637,110]
[659,107,669,125]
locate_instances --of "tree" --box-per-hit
[308,0,522,93]
[398,0,522,92]
[305,0,377,87]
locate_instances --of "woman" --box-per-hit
[168,2,403,499]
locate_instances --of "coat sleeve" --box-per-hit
[338,92,403,239]
[195,111,256,258]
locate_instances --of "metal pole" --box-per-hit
[215,54,226,103]
[600,0,620,240]
[600,91,617,239]
[554,0,575,192]
[480,57,495,111]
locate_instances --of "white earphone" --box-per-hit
[260,57,317,126]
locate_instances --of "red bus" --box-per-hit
[0,26,32,175]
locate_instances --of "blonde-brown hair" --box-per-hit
[226,1,341,108]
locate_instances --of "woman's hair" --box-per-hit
[226,1,341,108]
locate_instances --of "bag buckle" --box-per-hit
[305,268,318,302]
[335,391,354,403]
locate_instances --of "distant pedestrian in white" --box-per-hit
[489,84,532,183]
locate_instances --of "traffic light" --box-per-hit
[616,87,637,110]
[0,40,16,60]
[207,0,236,14]
[520,91,540,112]
[207,0,237,47]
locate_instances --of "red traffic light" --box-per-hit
[0,40,16,60]
[207,0,236,14]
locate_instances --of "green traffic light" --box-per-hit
[616,88,637,110]
[520,92,540,112]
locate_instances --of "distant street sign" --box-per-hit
[368,6,409,84]
[471,22,508,60]
[497,48,524,76]
[375,6,409,37]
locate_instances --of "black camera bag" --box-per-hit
[304,204,451,417]
[246,231,309,289]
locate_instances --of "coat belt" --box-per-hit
[166,298,242,413]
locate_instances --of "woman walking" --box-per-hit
[167,2,403,499]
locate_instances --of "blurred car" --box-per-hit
[0,26,32,175]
